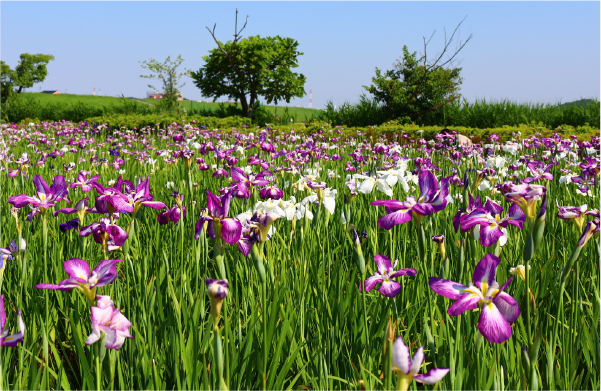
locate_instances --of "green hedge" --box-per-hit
[83,113,253,130]
[15,113,598,142]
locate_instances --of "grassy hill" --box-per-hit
[22,93,149,109]
[21,93,321,121]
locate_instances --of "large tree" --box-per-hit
[190,11,306,118]
[9,53,55,94]
[363,20,471,122]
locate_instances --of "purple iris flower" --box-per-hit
[429,254,520,344]
[195,190,242,245]
[8,175,70,213]
[230,167,270,189]
[360,255,417,298]
[452,194,483,233]
[259,186,284,200]
[36,258,122,302]
[556,201,597,230]
[577,217,600,247]
[499,183,546,219]
[0,295,25,347]
[571,172,596,193]
[106,177,166,216]
[212,168,229,179]
[157,203,186,225]
[370,170,450,229]
[524,160,554,183]
[80,218,129,252]
[69,170,99,192]
[459,200,526,247]
[59,218,80,233]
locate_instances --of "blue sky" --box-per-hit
[1,1,599,109]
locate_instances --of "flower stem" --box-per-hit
[262,280,268,390]
[96,342,102,390]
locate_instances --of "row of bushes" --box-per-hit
[13,113,599,143]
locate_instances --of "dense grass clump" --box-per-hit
[321,97,600,129]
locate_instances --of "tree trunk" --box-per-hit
[240,94,251,118]
[248,95,256,119]
[17,86,23,94]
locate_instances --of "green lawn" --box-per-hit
[22,93,148,109]
[22,93,321,120]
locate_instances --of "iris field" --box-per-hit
[0,121,599,390]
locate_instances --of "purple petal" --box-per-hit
[429,277,468,300]
[493,291,520,323]
[32,175,50,198]
[447,293,480,316]
[230,166,248,182]
[141,200,166,210]
[418,170,438,201]
[484,200,504,216]
[8,195,37,208]
[374,254,393,274]
[35,283,77,291]
[54,207,78,216]
[428,176,451,211]
[220,218,242,245]
[371,199,405,212]
[0,295,5,330]
[477,302,513,343]
[409,346,424,376]
[414,368,451,384]
[500,203,526,229]
[237,236,252,257]
[108,225,129,247]
[473,254,500,289]
[392,336,411,375]
[50,175,68,200]
[389,268,418,278]
[479,224,504,247]
[92,259,122,287]
[377,208,413,229]
[361,275,383,292]
[63,258,91,281]
[378,280,401,297]
[109,194,133,213]
[206,190,224,218]
[412,203,436,216]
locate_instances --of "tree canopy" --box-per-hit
[139,55,186,111]
[363,21,471,123]
[1,53,55,102]
[190,11,306,118]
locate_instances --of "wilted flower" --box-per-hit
[509,264,531,282]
